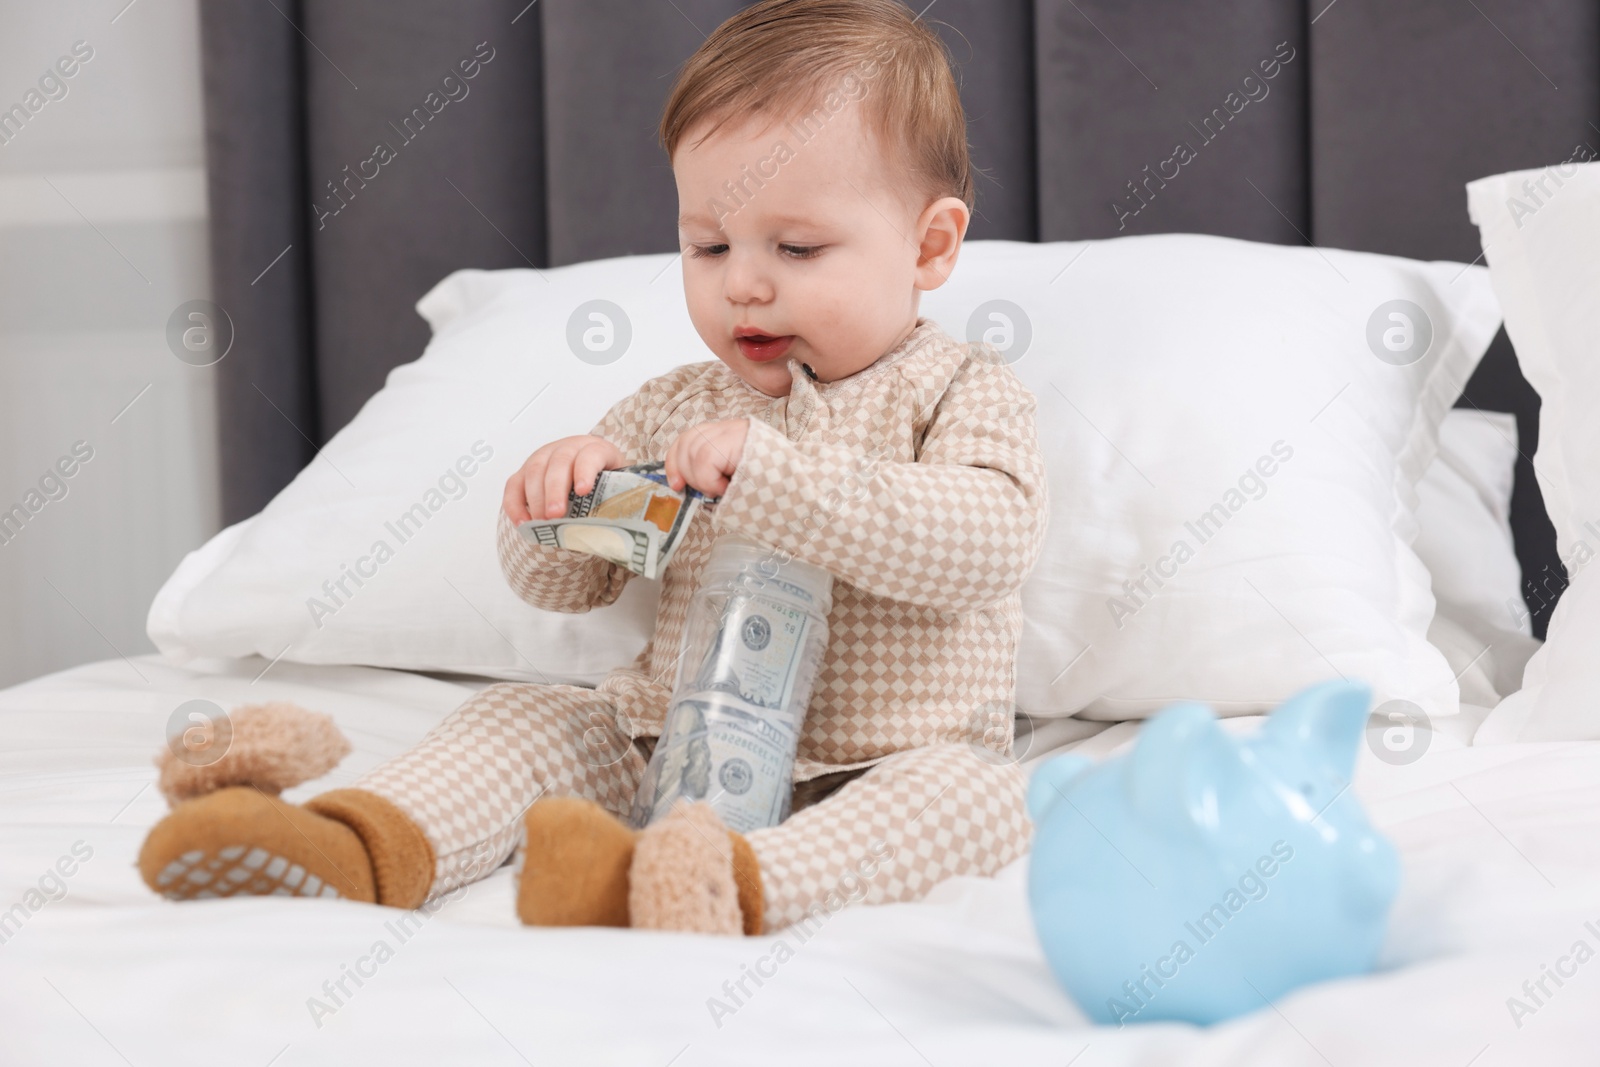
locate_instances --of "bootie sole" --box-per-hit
[138,786,376,902]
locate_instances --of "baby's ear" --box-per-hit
[913,196,970,292]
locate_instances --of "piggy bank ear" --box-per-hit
[1264,680,1372,782]
[1026,754,1094,823]
[1128,702,1246,822]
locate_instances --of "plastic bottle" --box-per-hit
[629,531,833,833]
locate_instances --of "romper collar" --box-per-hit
[789,318,940,394]
[750,318,942,442]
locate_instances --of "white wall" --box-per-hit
[0,0,220,689]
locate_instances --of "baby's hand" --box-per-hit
[502,434,625,523]
[663,418,750,498]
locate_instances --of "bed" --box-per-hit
[9,227,1599,1061]
[0,654,1594,1065]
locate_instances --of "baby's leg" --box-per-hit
[354,682,646,899]
[139,682,643,907]
[748,744,1031,931]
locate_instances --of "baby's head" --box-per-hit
[661,0,973,397]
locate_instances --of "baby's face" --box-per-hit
[674,105,964,398]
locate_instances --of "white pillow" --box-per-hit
[1414,410,1539,707]
[149,236,1501,723]
[149,257,685,684]
[919,236,1498,721]
[1467,162,1600,742]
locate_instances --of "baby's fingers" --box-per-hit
[689,454,730,497]
[571,440,617,497]
[662,438,685,492]
[676,442,727,497]
[541,451,576,519]
[503,463,539,524]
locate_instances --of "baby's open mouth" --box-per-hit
[734,332,795,363]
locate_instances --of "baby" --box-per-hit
[139,0,1049,936]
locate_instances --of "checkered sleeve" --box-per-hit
[712,347,1049,614]
[497,364,705,614]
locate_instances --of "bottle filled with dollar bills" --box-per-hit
[628,532,834,834]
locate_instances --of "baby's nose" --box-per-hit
[722,251,775,304]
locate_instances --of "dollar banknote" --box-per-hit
[629,693,800,833]
[688,587,823,714]
[516,461,718,580]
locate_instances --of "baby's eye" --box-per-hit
[688,244,728,259]
[780,244,823,260]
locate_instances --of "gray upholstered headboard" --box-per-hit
[199,0,1600,635]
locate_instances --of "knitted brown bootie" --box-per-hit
[138,785,435,906]
[631,800,763,936]
[137,702,434,907]
[516,797,762,935]
[517,796,637,927]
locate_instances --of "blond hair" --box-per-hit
[659,0,974,215]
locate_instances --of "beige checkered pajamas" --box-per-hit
[351,319,1050,929]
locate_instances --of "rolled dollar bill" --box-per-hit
[516,461,717,579]
[631,693,801,833]
[688,583,823,715]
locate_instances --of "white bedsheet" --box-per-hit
[1,655,1597,1065]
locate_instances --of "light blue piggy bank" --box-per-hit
[1026,680,1400,1026]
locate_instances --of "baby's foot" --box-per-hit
[140,699,435,907]
[138,786,376,901]
[138,786,435,906]
[628,800,763,936]
[517,796,637,926]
